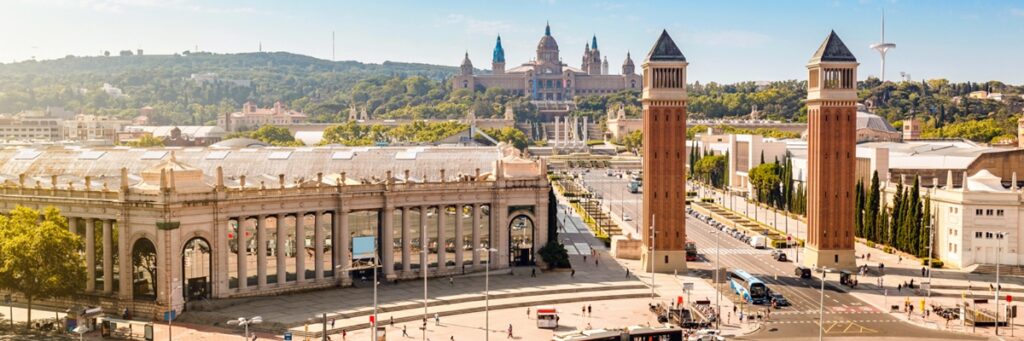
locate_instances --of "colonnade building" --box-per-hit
[0,143,549,319]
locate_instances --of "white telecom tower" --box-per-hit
[869,10,896,82]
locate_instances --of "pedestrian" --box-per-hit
[586,322,592,329]
[582,305,586,316]
[331,318,336,328]
[583,255,587,262]
[897,283,902,292]
[727,312,732,324]
[595,258,599,267]
[402,325,409,337]
[390,316,394,326]
[626,268,630,278]
[531,268,536,277]
[921,267,926,277]
[588,305,592,316]
[342,329,347,340]
[450,336,454,341]
[867,253,871,261]
[571,269,575,278]
[252,334,258,341]
[507,324,513,338]
[422,317,427,329]
[449,277,454,286]
[898,256,902,264]
[527,307,531,318]
[435,312,440,326]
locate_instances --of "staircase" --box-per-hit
[972,264,1024,276]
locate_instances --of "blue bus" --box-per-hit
[728,270,768,305]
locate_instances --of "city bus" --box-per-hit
[728,269,768,305]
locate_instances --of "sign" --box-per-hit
[3,294,10,304]
[352,236,376,260]
[283,331,292,341]
[974,299,989,304]
[163,310,176,322]
[1008,295,1014,303]
[682,282,694,291]
[369,315,375,324]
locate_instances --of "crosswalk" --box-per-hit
[764,319,897,324]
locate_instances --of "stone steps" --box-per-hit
[291,286,653,338]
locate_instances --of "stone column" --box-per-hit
[102,220,113,294]
[401,207,411,274]
[382,207,396,278]
[256,215,267,288]
[68,217,77,234]
[553,116,560,150]
[276,214,287,285]
[85,218,95,292]
[420,205,428,276]
[314,211,325,281]
[472,204,481,267]
[437,205,447,272]
[295,213,306,283]
[492,202,509,269]
[535,200,549,263]
[454,205,464,271]
[118,218,132,299]
[237,218,248,290]
[339,210,351,283]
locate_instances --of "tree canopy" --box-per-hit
[0,206,85,328]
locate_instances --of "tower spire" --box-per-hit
[870,9,896,82]
[545,21,551,36]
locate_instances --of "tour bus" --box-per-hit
[685,240,698,261]
[728,269,769,305]
[536,306,559,328]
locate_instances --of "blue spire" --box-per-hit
[492,35,505,63]
[591,35,598,50]
[545,21,551,36]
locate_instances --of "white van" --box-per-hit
[749,236,767,249]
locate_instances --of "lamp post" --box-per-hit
[373,252,379,341]
[710,229,721,329]
[226,316,263,340]
[479,247,498,341]
[997,232,1011,336]
[818,267,831,341]
[422,220,429,341]
[168,281,181,341]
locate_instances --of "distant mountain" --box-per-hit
[0,52,459,123]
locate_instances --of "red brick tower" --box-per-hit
[803,31,859,270]
[640,30,688,273]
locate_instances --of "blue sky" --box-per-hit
[3,0,1023,83]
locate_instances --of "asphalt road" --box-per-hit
[577,171,985,340]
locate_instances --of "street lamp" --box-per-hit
[710,229,721,329]
[478,247,498,341]
[226,316,263,340]
[997,232,1011,336]
[168,281,182,341]
[649,215,657,300]
[817,267,831,341]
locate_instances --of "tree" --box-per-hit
[481,127,529,150]
[694,154,728,189]
[538,240,570,269]
[0,206,85,328]
[125,134,164,147]
[748,163,781,205]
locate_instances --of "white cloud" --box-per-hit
[444,14,513,35]
[19,0,263,15]
[684,30,772,48]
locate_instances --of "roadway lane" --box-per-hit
[577,171,981,340]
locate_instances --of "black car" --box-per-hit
[771,250,787,262]
[794,266,811,279]
[769,292,789,306]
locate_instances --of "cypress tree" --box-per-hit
[855,180,864,238]
[921,194,932,258]
[866,171,880,243]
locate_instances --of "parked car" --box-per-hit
[623,213,632,221]
[749,236,767,249]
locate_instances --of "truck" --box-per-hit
[628,180,641,193]
[685,240,698,261]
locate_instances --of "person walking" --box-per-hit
[507,324,513,338]
[625,268,630,278]
[331,318,336,329]
[390,316,394,326]
[582,305,586,316]
[402,325,409,337]
[449,277,454,287]
[434,313,440,326]
[571,269,575,278]
[531,268,536,277]
[587,305,592,316]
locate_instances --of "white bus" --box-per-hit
[536,306,559,328]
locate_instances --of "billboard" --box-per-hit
[352,236,376,260]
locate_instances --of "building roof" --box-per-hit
[966,169,1006,192]
[591,35,598,50]
[856,111,897,132]
[809,30,857,63]
[645,30,686,62]
[125,126,226,139]
[623,52,634,66]
[858,139,1007,170]
[0,145,516,188]
[209,138,269,148]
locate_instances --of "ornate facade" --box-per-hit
[451,23,642,101]
[0,144,548,320]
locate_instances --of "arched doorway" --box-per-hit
[181,237,211,302]
[131,238,158,301]
[508,215,535,266]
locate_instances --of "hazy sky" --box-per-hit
[3,0,1022,83]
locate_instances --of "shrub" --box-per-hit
[686,191,698,197]
[883,246,893,254]
[587,139,604,146]
[701,198,714,203]
[866,241,875,248]
[538,241,571,269]
[921,258,944,268]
